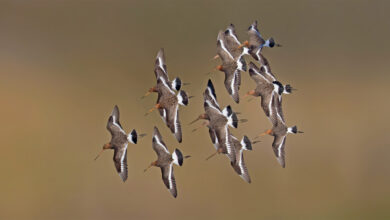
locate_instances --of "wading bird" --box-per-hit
[240,20,282,52]
[144,127,190,198]
[245,62,294,119]
[94,105,138,182]
[145,77,189,143]
[258,94,303,168]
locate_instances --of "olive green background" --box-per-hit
[1,0,389,219]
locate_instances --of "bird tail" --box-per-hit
[128,129,138,144]
[172,148,184,166]
[177,90,189,106]
[171,77,182,91]
[240,136,252,151]
[222,105,238,128]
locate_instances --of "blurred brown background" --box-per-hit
[1,0,389,219]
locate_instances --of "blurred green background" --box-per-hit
[1,0,389,219]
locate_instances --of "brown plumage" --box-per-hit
[150,77,188,143]
[230,135,252,183]
[246,62,279,118]
[154,48,182,91]
[263,94,303,168]
[243,20,281,52]
[216,30,242,103]
[95,105,137,182]
[145,127,189,198]
[223,24,249,71]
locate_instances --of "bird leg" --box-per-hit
[189,114,208,125]
[205,151,218,161]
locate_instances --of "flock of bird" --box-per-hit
[95,20,303,198]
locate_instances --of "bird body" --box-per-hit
[96,105,137,182]
[263,93,302,168]
[145,127,189,198]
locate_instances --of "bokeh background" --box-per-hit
[1,0,390,219]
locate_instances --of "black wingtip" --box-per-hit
[226,105,233,116]
[178,90,189,106]
[207,79,217,98]
[268,38,275,48]
[231,112,238,128]
[173,77,182,91]
[242,136,252,150]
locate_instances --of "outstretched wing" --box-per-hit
[165,103,182,143]
[203,79,220,109]
[155,48,168,79]
[268,92,285,126]
[152,127,170,158]
[260,91,275,119]
[161,163,177,198]
[154,66,169,82]
[224,24,245,58]
[223,67,240,103]
[272,134,287,168]
[230,136,251,183]
[248,62,271,86]
[113,144,128,182]
[232,149,251,183]
[247,20,265,50]
[208,128,219,150]
[107,105,125,136]
[252,48,275,81]
[216,31,235,63]
[215,125,235,163]
[225,24,241,47]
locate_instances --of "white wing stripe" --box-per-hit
[158,57,166,73]
[160,77,175,95]
[228,30,241,45]
[112,115,125,134]
[278,137,286,158]
[154,134,170,154]
[269,92,274,117]
[230,72,236,95]
[207,88,220,107]
[168,163,174,189]
[238,148,245,175]
[225,126,232,155]
[174,105,179,133]
[205,100,222,114]
[120,144,128,172]
[252,67,271,83]
[219,40,234,60]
